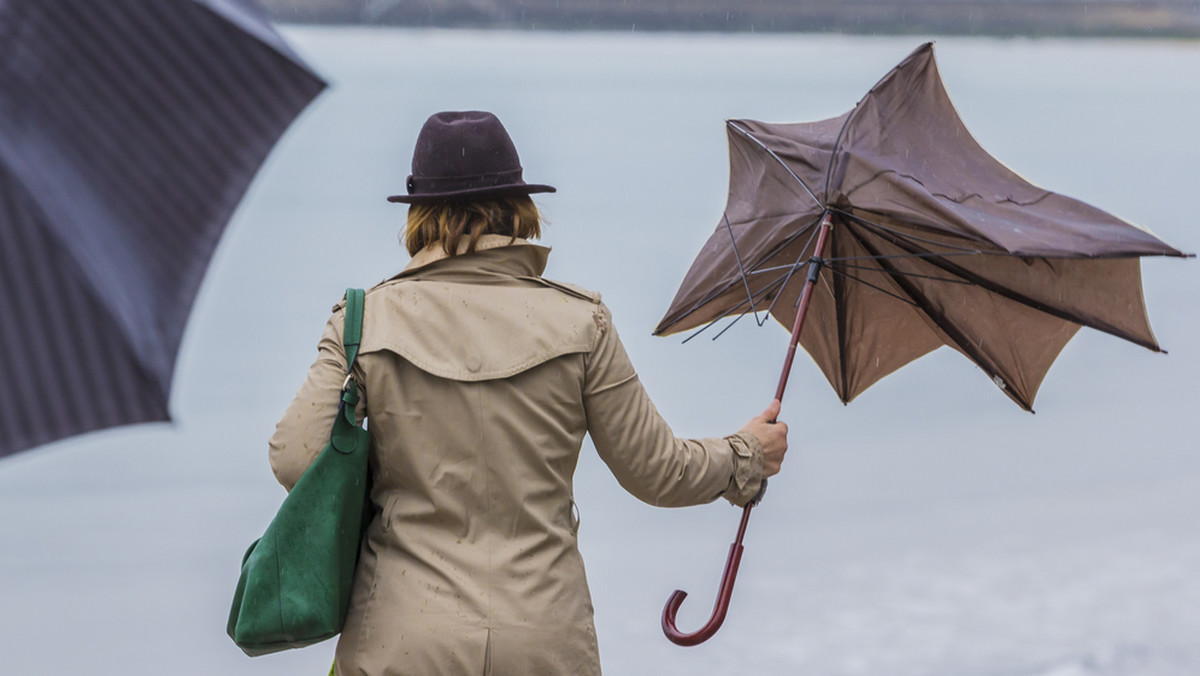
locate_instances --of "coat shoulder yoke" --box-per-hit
[331,249,605,382]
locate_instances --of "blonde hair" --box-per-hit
[404,196,542,257]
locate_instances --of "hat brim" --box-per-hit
[388,183,556,204]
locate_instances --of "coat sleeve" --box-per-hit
[268,308,367,491]
[582,304,764,507]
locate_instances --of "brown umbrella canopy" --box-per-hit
[655,42,1186,411]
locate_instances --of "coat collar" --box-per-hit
[397,235,551,280]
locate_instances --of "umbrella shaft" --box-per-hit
[661,211,831,648]
[773,212,833,404]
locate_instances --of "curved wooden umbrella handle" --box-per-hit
[661,503,752,646]
[661,211,833,646]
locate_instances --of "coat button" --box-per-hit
[466,355,482,373]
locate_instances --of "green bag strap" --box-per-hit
[332,288,366,454]
[343,288,364,369]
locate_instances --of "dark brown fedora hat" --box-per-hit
[387,111,556,204]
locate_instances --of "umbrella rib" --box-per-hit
[657,216,821,335]
[831,233,850,402]
[822,43,934,201]
[680,270,792,343]
[678,224,824,340]
[682,272,788,343]
[710,308,750,341]
[824,113,856,201]
[660,274,756,336]
[826,266,921,307]
[845,225,1034,410]
[825,251,989,262]
[831,208,991,256]
[830,260,974,286]
[860,221,1163,352]
[723,212,764,325]
[746,250,983,277]
[763,216,824,322]
[727,122,823,209]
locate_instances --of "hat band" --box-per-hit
[408,167,525,195]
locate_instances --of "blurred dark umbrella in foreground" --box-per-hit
[655,42,1189,645]
[0,0,325,459]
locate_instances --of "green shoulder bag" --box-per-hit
[227,288,371,656]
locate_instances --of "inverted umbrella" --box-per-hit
[655,42,1188,645]
[0,0,325,458]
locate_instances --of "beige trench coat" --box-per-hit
[269,236,765,676]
